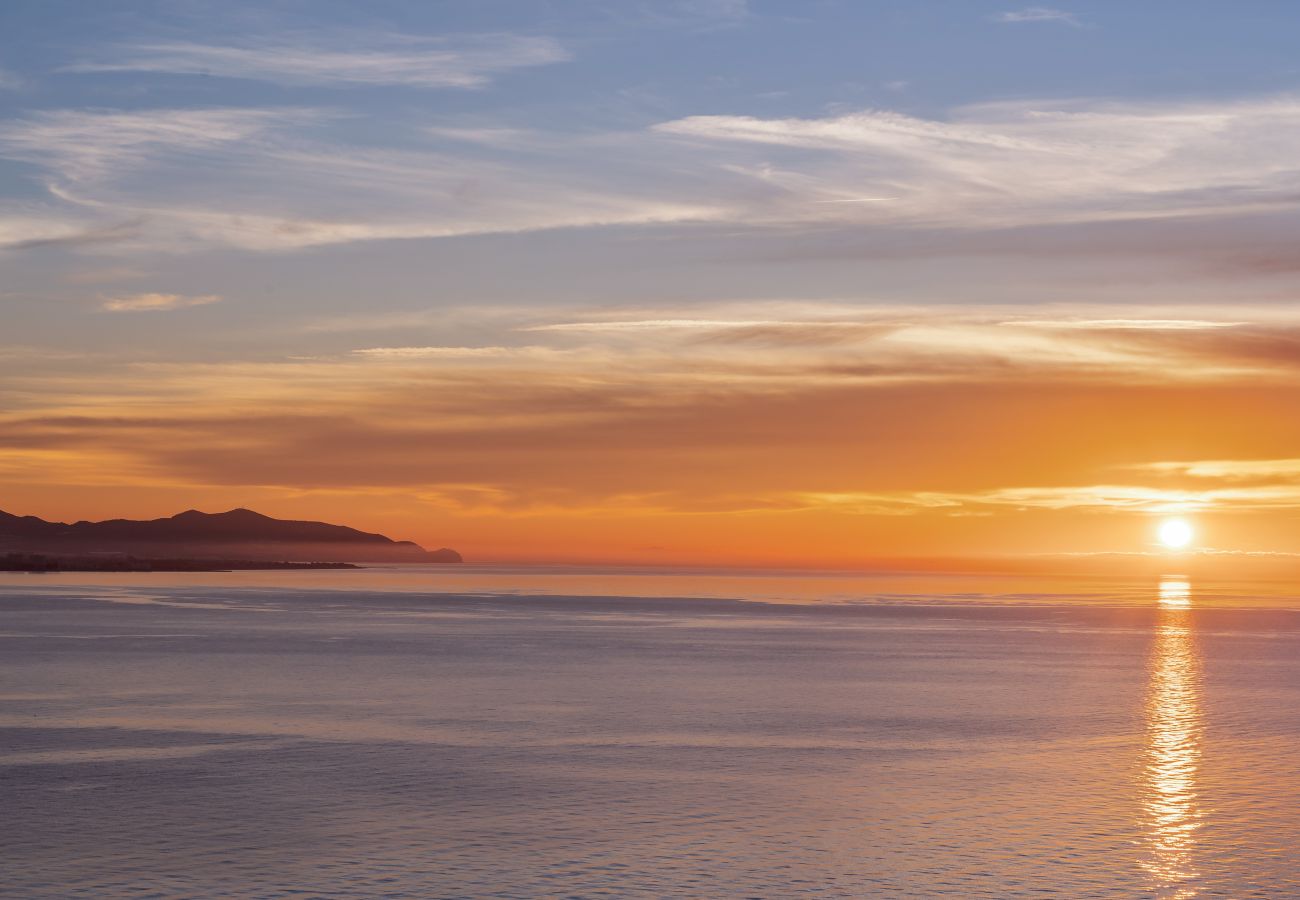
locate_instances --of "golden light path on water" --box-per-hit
[1141,577,1204,898]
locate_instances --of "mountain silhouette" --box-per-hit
[0,507,462,563]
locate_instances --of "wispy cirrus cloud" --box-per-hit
[65,33,569,88]
[994,7,1082,27]
[513,304,1300,381]
[0,107,314,183]
[0,106,718,252]
[654,96,1300,229]
[101,292,221,312]
[6,94,1300,255]
[0,217,141,252]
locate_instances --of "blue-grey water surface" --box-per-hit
[3,568,1299,897]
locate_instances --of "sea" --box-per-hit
[3,565,1299,898]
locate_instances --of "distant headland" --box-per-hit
[0,507,462,565]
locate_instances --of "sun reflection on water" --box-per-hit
[1140,577,1203,897]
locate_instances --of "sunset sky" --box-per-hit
[3,1,1300,567]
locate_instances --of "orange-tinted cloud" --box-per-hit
[3,304,1300,567]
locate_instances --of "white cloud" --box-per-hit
[0,107,721,252]
[994,7,1082,27]
[425,126,533,146]
[653,96,1300,229]
[0,211,133,251]
[496,301,1300,385]
[101,292,221,312]
[8,94,1300,255]
[66,33,569,88]
[0,108,311,184]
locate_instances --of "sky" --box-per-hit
[3,0,1300,569]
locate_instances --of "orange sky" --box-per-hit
[5,305,1300,571]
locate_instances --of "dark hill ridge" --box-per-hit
[0,507,462,563]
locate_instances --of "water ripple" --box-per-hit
[3,581,1300,896]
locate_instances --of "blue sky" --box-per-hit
[5,0,1300,339]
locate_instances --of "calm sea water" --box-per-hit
[3,567,1300,897]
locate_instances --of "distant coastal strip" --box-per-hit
[0,553,361,572]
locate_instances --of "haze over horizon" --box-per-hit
[4,1,1300,567]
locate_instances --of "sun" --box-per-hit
[1157,517,1194,550]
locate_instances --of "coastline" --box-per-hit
[0,553,361,573]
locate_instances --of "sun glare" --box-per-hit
[1158,579,1191,608]
[1157,518,1194,550]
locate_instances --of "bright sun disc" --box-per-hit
[1158,518,1194,550]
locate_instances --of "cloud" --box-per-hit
[822,483,1300,515]
[7,94,1300,256]
[101,292,221,312]
[1133,458,1300,480]
[594,305,1295,377]
[6,301,1300,565]
[0,219,141,252]
[525,318,898,348]
[789,486,1206,516]
[425,126,533,146]
[351,346,561,360]
[0,107,318,184]
[4,357,1299,521]
[653,96,1300,230]
[66,33,569,88]
[994,7,1082,27]
[499,303,1300,382]
[524,318,806,333]
[0,107,719,252]
[1002,318,1245,331]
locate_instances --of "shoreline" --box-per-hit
[0,554,362,573]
